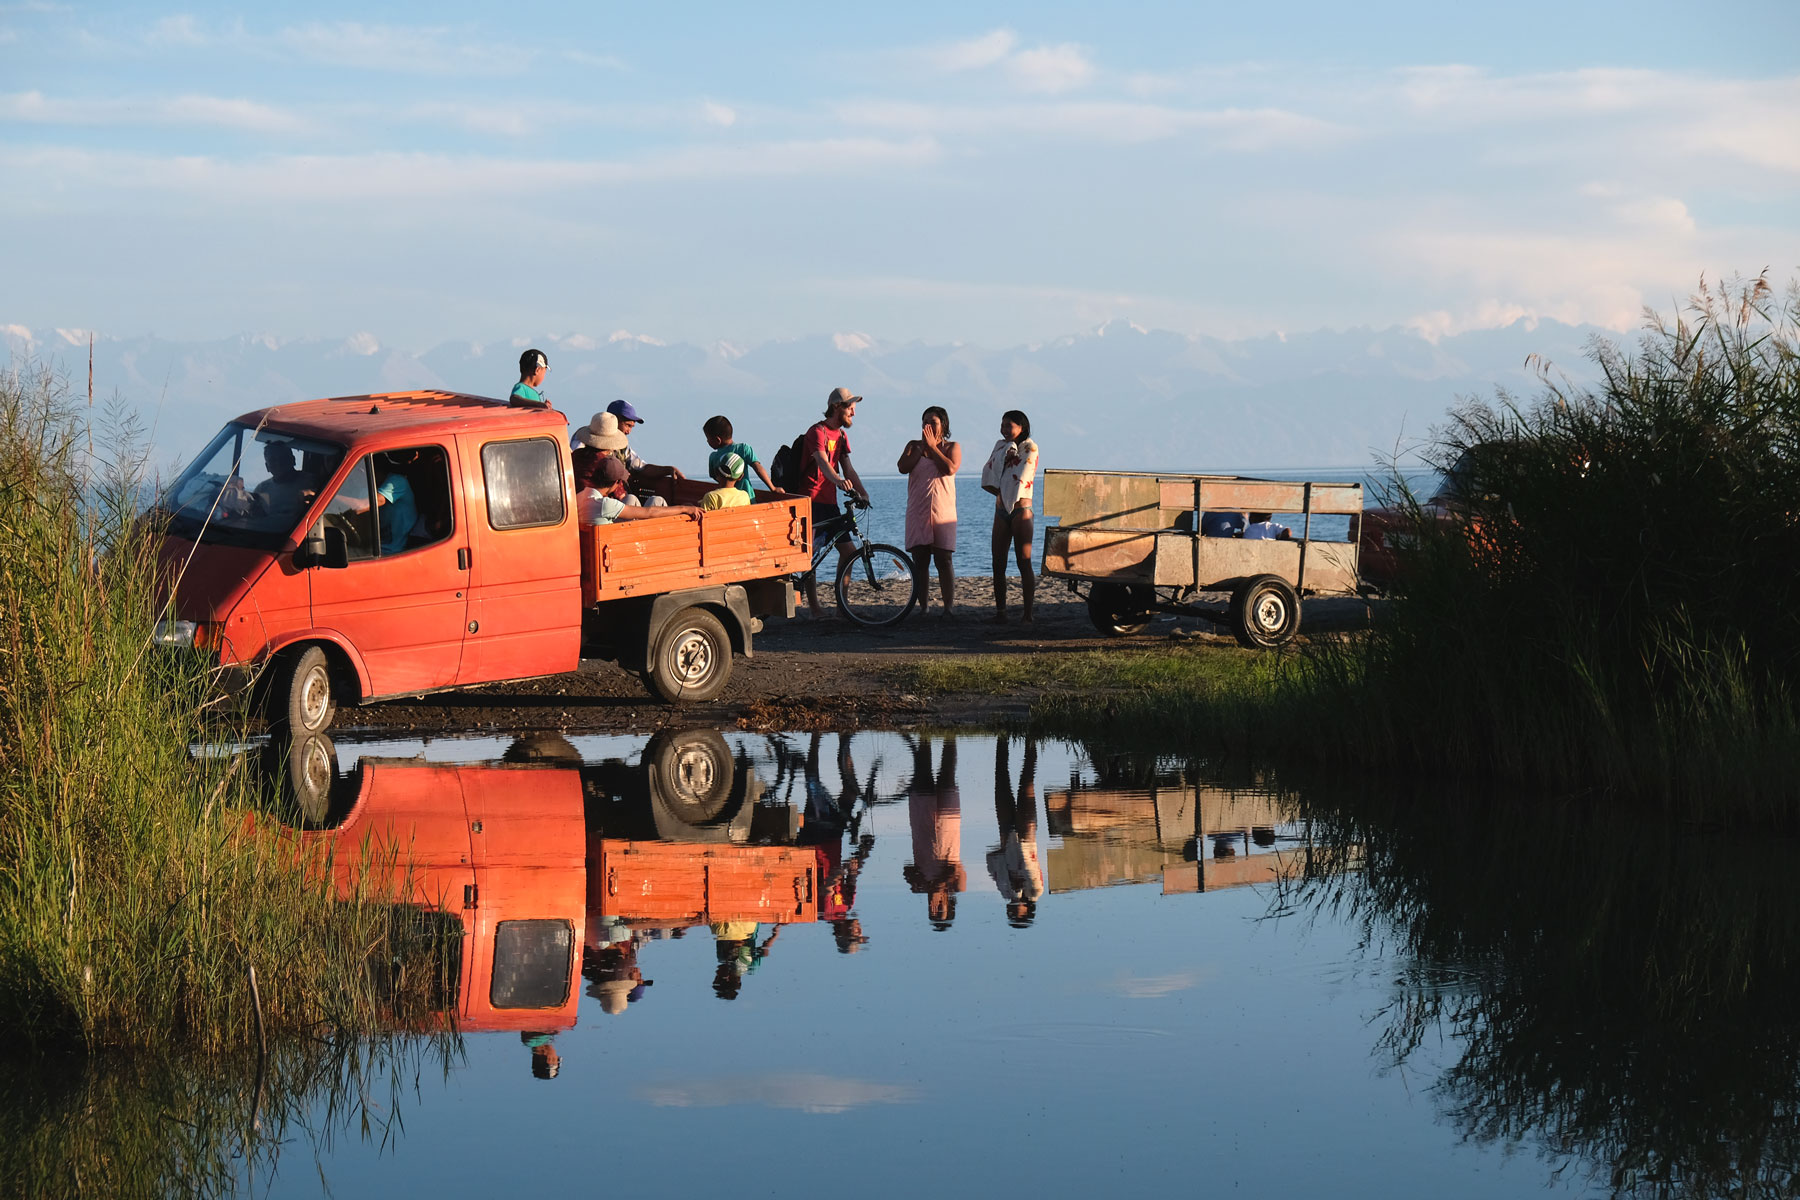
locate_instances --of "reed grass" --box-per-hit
[0,363,432,1054]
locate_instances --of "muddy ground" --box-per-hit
[331,584,1378,739]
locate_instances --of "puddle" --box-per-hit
[13,729,1800,1198]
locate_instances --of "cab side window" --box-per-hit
[318,444,455,560]
[482,437,565,530]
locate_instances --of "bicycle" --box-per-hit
[796,498,920,627]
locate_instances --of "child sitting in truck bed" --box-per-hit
[575,453,701,525]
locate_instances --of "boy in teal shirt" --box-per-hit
[702,415,774,499]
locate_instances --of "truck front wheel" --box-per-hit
[647,608,732,703]
[278,645,337,733]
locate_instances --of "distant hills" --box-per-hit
[2,319,1614,473]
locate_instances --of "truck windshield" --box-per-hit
[158,422,345,549]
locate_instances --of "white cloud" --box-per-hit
[831,332,874,353]
[1112,971,1202,998]
[2,90,313,135]
[639,1074,917,1114]
[1005,43,1094,94]
[908,28,1093,94]
[1386,67,1800,175]
[701,100,737,128]
[275,21,523,74]
[607,330,665,346]
[836,98,1340,148]
[0,136,941,201]
[344,332,380,356]
[562,48,627,71]
[144,14,208,47]
[922,28,1017,72]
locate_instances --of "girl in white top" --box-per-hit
[981,409,1039,622]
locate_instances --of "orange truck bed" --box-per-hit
[590,838,819,926]
[579,488,811,605]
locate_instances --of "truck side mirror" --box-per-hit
[321,526,350,569]
[299,521,328,567]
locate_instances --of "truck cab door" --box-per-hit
[308,442,471,697]
[459,764,586,1032]
[454,433,582,686]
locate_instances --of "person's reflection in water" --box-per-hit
[711,921,780,1000]
[902,736,965,930]
[799,733,873,953]
[521,1032,560,1080]
[584,921,653,1017]
[986,733,1044,928]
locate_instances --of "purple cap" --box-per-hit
[607,399,644,424]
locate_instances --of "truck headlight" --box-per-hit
[153,619,215,649]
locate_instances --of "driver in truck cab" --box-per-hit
[335,449,419,555]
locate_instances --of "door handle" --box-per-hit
[457,547,470,570]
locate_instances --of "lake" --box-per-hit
[13,727,1797,1197]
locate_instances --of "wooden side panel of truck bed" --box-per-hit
[590,839,819,926]
[579,493,810,605]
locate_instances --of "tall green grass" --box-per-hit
[0,363,429,1053]
[1024,277,1800,827]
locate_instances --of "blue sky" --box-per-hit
[4,0,1798,350]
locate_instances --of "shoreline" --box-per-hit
[312,591,1379,740]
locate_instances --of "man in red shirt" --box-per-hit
[803,387,871,618]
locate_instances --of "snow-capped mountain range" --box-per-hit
[3,318,1613,473]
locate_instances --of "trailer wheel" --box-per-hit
[1087,583,1154,636]
[647,728,738,825]
[1230,575,1301,648]
[647,607,732,703]
[277,645,337,733]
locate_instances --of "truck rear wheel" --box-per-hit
[647,607,732,703]
[1087,583,1154,636]
[1230,575,1301,648]
[647,728,738,825]
[277,645,337,733]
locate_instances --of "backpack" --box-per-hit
[769,430,811,493]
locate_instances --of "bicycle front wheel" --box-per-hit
[835,543,919,628]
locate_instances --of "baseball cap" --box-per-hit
[607,399,645,424]
[827,387,861,409]
[595,456,630,486]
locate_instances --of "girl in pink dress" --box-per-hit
[896,406,961,617]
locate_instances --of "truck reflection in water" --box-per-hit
[271,727,877,1076]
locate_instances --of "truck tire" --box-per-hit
[647,728,738,825]
[278,645,337,734]
[646,607,732,703]
[1087,583,1153,636]
[1229,575,1301,649]
[289,734,343,828]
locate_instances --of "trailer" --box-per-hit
[1040,468,1364,647]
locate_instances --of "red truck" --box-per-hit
[154,391,809,732]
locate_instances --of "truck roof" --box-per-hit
[235,390,566,444]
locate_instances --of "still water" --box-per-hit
[13,728,1798,1198]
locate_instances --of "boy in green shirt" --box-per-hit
[702,415,774,499]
